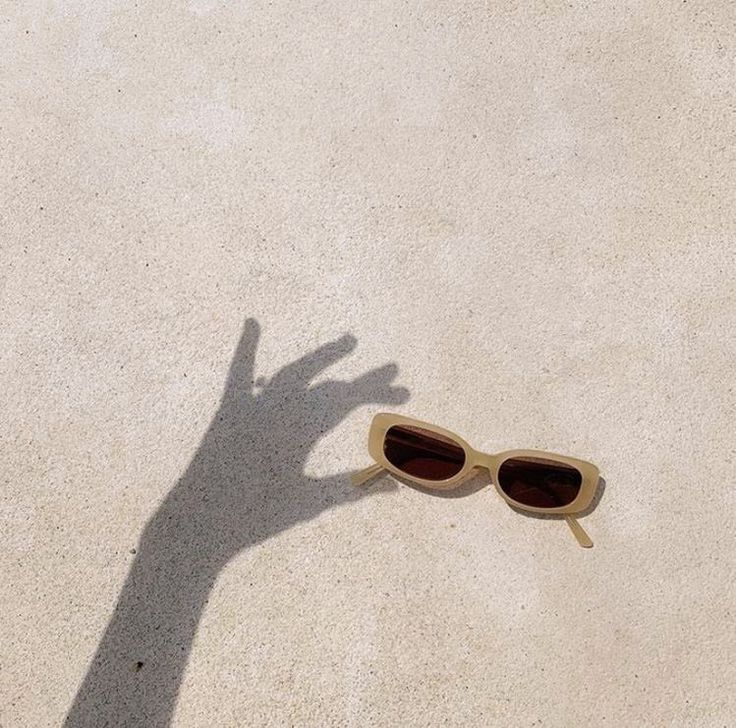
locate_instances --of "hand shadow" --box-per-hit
[64,318,409,728]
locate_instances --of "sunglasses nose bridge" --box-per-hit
[469,449,498,476]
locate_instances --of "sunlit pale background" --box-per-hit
[2,2,734,726]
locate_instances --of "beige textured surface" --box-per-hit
[2,2,735,726]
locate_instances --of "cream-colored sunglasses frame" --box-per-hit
[352,413,600,548]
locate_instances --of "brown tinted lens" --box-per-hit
[497,456,582,508]
[383,425,466,481]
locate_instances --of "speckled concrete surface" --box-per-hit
[2,2,735,726]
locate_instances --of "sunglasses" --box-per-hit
[352,413,600,548]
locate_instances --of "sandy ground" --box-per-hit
[2,2,735,726]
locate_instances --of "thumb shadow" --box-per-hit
[64,318,409,727]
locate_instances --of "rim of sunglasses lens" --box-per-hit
[351,413,601,548]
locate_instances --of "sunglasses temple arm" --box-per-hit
[564,515,593,548]
[351,463,385,486]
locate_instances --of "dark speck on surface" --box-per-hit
[134,661,144,672]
